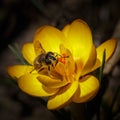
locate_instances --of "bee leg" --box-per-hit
[51,63,55,68]
[47,66,51,76]
[47,66,54,78]
[51,60,58,69]
[37,67,46,73]
[55,60,58,67]
[30,68,35,74]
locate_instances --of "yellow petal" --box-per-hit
[55,44,75,76]
[82,45,96,74]
[7,65,33,80]
[77,44,96,76]
[60,44,75,74]
[37,75,70,89]
[22,43,36,65]
[62,24,70,38]
[47,80,78,110]
[18,74,59,97]
[62,19,93,60]
[72,75,99,103]
[55,63,66,76]
[33,26,66,54]
[91,38,117,71]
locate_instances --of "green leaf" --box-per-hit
[8,43,28,65]
[99,49,106,84]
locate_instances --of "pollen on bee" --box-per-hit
[58,53,68,64]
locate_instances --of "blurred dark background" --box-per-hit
[0,0,120,120]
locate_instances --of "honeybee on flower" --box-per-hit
[7,19,117,110]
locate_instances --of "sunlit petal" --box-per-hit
[62,19,93,60]
[72,75,99,103]
[75,45,96,77]
[62,24,70,38]
[55,44,75,77]
[47,80,78,110]
[7,65,33,80]
[91,38,117,72]
[55,62,66,76]
[80,44,96,76]
[33,26,66,54]
[18,74,59,97]
[37,75,70,89]
[22,43,36,65]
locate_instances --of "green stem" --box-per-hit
[8,44,28,65]
[95,49,106,120]
[99,49,106,83]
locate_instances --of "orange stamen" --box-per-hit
[58,54,68,64]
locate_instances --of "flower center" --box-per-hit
[31,51,69,76]
[57,53,69,64]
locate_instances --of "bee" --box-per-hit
[31,43,68,74]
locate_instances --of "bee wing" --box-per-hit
[34,40,46,56]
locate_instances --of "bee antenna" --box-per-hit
[30,68,35,74]
[62,55,69,58]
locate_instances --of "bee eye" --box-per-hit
[49,56,56,60]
